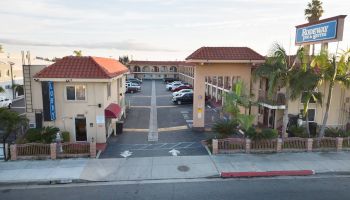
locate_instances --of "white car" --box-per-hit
[0,96,12,109]
[126,82,141,90]
[166,82,182,91]
[172,89,193,97]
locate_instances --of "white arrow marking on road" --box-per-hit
[169,149,180,156]
[120,150,133,158]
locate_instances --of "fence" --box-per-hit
[10,142,96,160]
[212,137,344,155]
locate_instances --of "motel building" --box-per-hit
[127,60,194,80]
[23,56,128,143]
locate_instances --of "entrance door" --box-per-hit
[263,107,269,127]
[35,112,43,129]
[75,118,87,141]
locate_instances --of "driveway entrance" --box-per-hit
[101,80,216,158]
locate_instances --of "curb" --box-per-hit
[220,170,315,178]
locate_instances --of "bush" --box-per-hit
[246,128,278,140]
[213,119,239,137]
[325,128,350,137]
[41,126,60,143]
[61,131,70,142]
[25,128,42,142]
[288,125,308,138]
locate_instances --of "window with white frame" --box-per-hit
[66,85,86,101]
[300,109,316,122]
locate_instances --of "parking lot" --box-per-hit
[101,80,218,158]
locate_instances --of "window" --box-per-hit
[66,85,86,101]
[107,83,111,98]
[300,109,315,122]
[301,92,316,103]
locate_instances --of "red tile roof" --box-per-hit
[34,56,129,79]
[129,60,193,66]
[186,47,265,61]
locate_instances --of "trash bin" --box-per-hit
[116,121,124,135]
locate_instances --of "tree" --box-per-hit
[304,0,324,55]
[0,86,4,93]
[0,108,28,160]
[73,50,82,56]
[311,49,350,137]
[289,67,322,137]
[254,44,305,138]
[119,55,130,65]
[223,80,250,118]
[304,0,324,23]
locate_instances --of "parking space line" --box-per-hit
[118,142,203,151]
[158,125,188,132]
[123,128,149,132]
[148,80,159,142]
[156,106,177,108]
[129,106,151,108]
[11,106,26,109]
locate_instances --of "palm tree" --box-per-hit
[289,68,322,137]
[119,55,130,65]
[311,49,350,137]
[304,0,324,55]
[304,0,324,23]
[73,50,82,56]
[223,80,250,118]
[254,44,305,138]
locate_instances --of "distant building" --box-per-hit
[127,60,193,80]
[24,56,128,143]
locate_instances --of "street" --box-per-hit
[1,176,350,200]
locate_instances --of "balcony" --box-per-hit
[258,90,286,109]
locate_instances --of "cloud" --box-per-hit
[0,38,177,52]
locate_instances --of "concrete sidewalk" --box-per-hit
[1,152,350,184]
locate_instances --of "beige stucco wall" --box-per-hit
[27,73,126,143]
[192,63,252,128]
[288,82,350,128]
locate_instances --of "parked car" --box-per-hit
[166,82,182,91]
[126,82,141,93]
[163,77,178,83]
[171,85,192,92]
[0,96,12,108]
[127,78,142,84]
[172,93,193,105]
[172,89,193,97]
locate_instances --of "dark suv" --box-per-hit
[172,93,193,105]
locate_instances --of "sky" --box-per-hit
[0,0,349,61]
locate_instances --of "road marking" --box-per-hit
[117,142,202,151]
[120,150,133,158]
[123,128,149,132]
[180,111,189,114]
[11,106,25,109]
[130,96,151,98]
[156,95,171,97]
[129,106,151,108]
[148,80,158,142]
[158,125,188,132]
[169,149,180,156]
[156,106,177,108]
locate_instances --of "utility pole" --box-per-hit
[9,62,15,99]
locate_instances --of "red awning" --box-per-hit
[105,103,122,118]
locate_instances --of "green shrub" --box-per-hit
[213,119,239,137]
[25,128,42,142]
[246,128,278,140]
[41,126,60,143]
[289,125,308,138]
[61,131,70,142]
[325,128,350,137]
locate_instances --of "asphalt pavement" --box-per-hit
[9,97,25,115]
[101,80,217,158]
[1,176,350,200]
